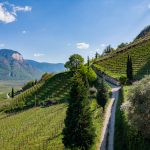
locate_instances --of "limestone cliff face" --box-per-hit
[0,49,41,80]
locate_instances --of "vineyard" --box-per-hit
[0,69,110,150]
[94,38,150,80]
[0,104,67,150]
[5,72,72,112]
[0,98,106,150]
[0,72,72,149]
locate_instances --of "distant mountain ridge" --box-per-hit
[26,60,65,73]
[0,49,65,80]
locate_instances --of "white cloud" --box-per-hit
[0,2,32,24]
[34,53,45,57]
[0,4,16,23]
[22,30,27,34]
[0,43,5,47]
[13,6,32,15]
[76,42,90,49]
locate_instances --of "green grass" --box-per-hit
[94,38,150,80]
[114,86,150,150]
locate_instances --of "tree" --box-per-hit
[125,76,150,139]
[78,65,97,87]
[126,55,133,82]
[96,78,108,112]
[65,54,84,71]
[103,45,114,55]
[63,73,95,150]
[117,42,128,49]
[87,56,90,71]
[11,88,14,98]
[95,52,99,59]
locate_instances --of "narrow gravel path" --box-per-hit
[99,84,120,150]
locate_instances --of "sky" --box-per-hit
[0,0,150,63]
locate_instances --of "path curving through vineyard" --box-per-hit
[99,83,120,150]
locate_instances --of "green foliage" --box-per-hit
[63,73,95,150]
[77,65,97,87]
[40,73,53,82]
[126,55,133,82]
[127,76,150,139]
[119,75,127,85]
[87,56,90,68]
[117,42,128,49]
[96,79,108,111]
[11,88,14,98]
[65,54,84,71]
[103,45,114,55]
[114,87,150,150]
[95,52,99,59]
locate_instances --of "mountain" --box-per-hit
[0,49,41,80]
[25,60,65,73]
[0,49,65,80]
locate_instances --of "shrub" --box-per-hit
[119,75,127,85]
[127,76,150,139]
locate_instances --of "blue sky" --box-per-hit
[0,0,150,63]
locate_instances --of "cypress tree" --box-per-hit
[95,52,98,59]
[63,73,95,150]
[87,56,90,71]
[126,55,130,80]
[11,88,14,98]
[96,78,108,112]
[129,56,133,80]
[126,55,133,82]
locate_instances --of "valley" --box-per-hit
[0,1,150,149]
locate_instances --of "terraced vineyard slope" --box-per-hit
[4,72,71,112]
[0,72,72,150]
[94,36,150,80]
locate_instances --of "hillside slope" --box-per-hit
[4,72,71,112]
[94,36,150,80]
[0,71,72,149]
